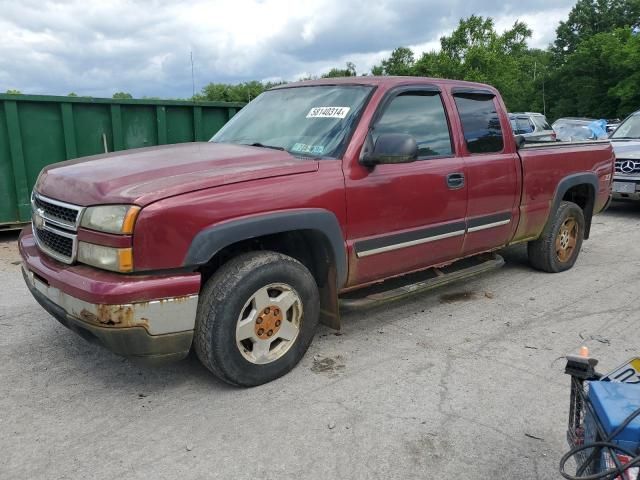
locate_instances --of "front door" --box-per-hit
[344,88,468,286]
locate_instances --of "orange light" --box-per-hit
[118,248,133,272]
[121,206,141,234]
[579,346,589,358]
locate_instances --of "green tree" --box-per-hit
[5,89,21,94]
[194,80,286,102]
[410,16,537,111]
[372,47,415,75]
[112,92,133,99]
[371,65,384,76]
[544,0,640,119]
[321,62,357,78]
[553,0,640,56]
[67,92,78,97]
[547,28,640,119]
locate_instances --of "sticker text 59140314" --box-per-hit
[291,143,325,155]
[306,106,350,119]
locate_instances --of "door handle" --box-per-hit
[446,172,465,189]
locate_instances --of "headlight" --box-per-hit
[78,242,133,272]
[80,205,140,234]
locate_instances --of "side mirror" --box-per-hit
[514,134,526,150]
[360,133,418,167]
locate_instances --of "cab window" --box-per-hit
[372,92,453,159]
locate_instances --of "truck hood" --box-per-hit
[36,142,319,206]
[611,139,640,159]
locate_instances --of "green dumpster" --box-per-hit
[0,94,244,229]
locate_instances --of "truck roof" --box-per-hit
[271,76,500,93]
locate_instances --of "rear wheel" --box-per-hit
[527,201,585,273]
[194,251,320,387]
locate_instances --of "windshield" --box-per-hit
[611,113,640,139]
[211,85,373,158]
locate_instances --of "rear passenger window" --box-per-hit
[454,94,504,153]
[373,92,453,158]
[516,118,534,134]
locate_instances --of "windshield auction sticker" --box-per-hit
[292,143,325,154]
[306,106,350,119]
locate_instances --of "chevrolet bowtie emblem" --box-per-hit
[33,208,45,229]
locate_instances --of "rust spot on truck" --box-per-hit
[77,305,148,330]
[73,296,195,332]
[138,317,150,328]
[79,309,99,324]
[96,305,134,326]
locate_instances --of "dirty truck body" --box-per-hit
[19,77,614,386]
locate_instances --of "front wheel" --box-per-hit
[194,251,320,387]
[527,201,585,273]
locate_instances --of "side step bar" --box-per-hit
[339,253,505,309]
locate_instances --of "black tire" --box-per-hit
[194,251,320,387]
[527,201,585,273]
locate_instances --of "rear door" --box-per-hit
[451,90,520,256]
[344,87,467,286]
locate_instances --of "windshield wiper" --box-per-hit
[612,136,640,140]
[247,142,285,151]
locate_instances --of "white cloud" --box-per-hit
[0,0,576,98]
[494,7,574,49]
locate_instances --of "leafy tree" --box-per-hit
[321,62,357,78]
[553,0,640,56]
[372,47,415,75]
[547,28,640,118]
[67,92,78,97]
[411,16,536,111]
[112,92,133,99]
[5,89,21,94]
[544,0,640,119]
[366,2,640,118]
[195,80,286,102]
[371,65,384,76]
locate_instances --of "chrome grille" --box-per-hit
[31,192,83,264]
[615,159,640,175]
[34,226,74,258]
[33,195,79,225]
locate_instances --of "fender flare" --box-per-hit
[550,172,598,239]
[184,209,348,288]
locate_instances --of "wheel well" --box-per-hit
[198,230,331,285]
[562,184,592,211]
[197,230,341,329]
[562,183,595,238]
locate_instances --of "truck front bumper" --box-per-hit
[19,228,201,362]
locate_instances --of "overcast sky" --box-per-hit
[0,0,576,98]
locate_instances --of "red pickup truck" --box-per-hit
[19,77,614,386]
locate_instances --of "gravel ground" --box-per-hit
[1,202,640,480]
